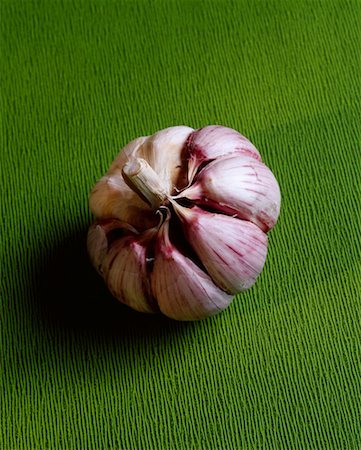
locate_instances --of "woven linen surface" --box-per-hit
[1,0,360,448]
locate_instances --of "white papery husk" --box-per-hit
[89,127,193,231]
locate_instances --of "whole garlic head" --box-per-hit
[88,125,281,321]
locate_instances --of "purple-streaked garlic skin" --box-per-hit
[87,219,157,314]
[178,154,281,232]
[101,235,156,314]
[87,218,139,275]
[173,205,268,294]
[87,125,281,320]
[151,215,233,320]
[186,125,262,182]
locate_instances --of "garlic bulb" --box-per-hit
[88,125,281,320]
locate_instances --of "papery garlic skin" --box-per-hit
[88,125,281,321]
[89,127,193,231]
[151,211,233,320]
[186,125,262,182]
[89,137,158,232]
[87,219,157,313]
[178,154,281,232]
[87,218,137,275]
[102,235,155,314]
[173,205,268,294]
[136,126,193,193]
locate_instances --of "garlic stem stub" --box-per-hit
[88,125,281,321]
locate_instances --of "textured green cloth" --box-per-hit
[1,0,360,448]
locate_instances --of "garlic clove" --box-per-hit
[186,125,262,183]
[87,220,158,314]
[89,173,159,232]
[89,137,154,229]
[137,126,194,194]
[89,128,194,229]
[87,218,138,275]
[103,236,157,314]
[173,205,268,295]
[108,136,148,172]
[178,154,281,231]
[151,211,233,320]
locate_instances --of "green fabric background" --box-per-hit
[1,0,360,448]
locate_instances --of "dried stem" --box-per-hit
[122,158,169,209]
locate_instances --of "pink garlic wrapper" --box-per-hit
[186,125,261,181]
[87,125,281,321]
[87,218,157,313]
[173,205,268,294]
[177,154,281,231]
[151,210,233,320]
